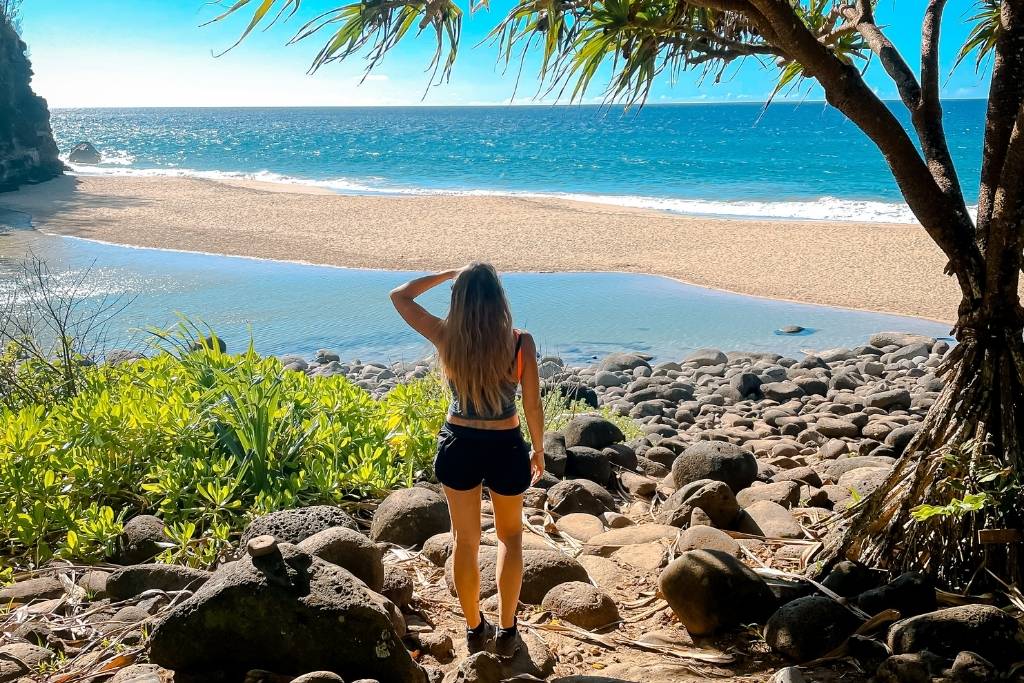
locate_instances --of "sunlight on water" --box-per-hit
[0,227,952,364]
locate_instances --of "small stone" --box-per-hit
[247,534,278,558]
[540,581,619,630]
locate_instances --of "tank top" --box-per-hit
[447,330,524,421]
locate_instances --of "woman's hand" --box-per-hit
[530,448,545,485]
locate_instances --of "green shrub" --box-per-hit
[0,343,448,568]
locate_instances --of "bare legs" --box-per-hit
[443,485,483,628]
[490,491,524,629]
[443,485,524,631]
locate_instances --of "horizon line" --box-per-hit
[51,97,989,110]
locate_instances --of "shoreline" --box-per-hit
[1,174,968,323]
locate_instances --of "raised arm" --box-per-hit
[518,333,545,484]
[389,270,458,345]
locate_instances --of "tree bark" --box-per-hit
[976,0,1024,249]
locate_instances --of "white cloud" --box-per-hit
[363,74,390,82]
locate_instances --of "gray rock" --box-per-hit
[856,572,935,618]
[675,525,741,557]
[242,506,358,546]
[445,547,588,604]
[685,348,728,367]
[547,479,616,516]
[598,353,652,372]
[764,595,859,662]
[370,487,450,548]
[148,543,425,682]
[566,446,613,484]
[0,576,65,604]
[888,604,1024,666]
[865,389,912,411]
[107,564,211,600]
[658,550,777,636]
[761,381,805,402]
[564,414,625,450]
[540,581,619,630]
[869,332,936,349]
[736,481,800,509]
[671,441,757,493]
[381,566,414,609]
[298,526,385,592]
[117,515,169,564]
[658,479,739,528]
[736,500,804,539]
[543,431,569,478]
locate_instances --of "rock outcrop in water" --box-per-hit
[0,17,63,192]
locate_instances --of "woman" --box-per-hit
[390,263,545,657]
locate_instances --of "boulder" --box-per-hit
[555,513,605,542]
[598,353,651,372]
[563,415,625,450]
[869,332,935,349]
[736,481,800,509]
[298,526,385,592]
[864,389,912,411]
[685,348,728,367]
[106,564,212,600]
[763,595,860,662]
[837,467,890,499]
[0,576,64,604]
[887,604,1024,666]
[421,532,453,567]
[148,543,425,682]
[657,479,739,528]
[565,446,613,483]
[380,566,414,609]
[874,652,949,683]
[856,572,935,618]
[675,525,741,558]
[658,550,777,636]
[117,515,169,564]
[821,561,878,598]
[736,501,804,539]
[540,581,619,630]
[68,141,101,164]
[370,488,450,548]
[814,418,860,439]
[671,441,757,492]
[445,548,589,604]
[242,506,358,546]
[583,524,678,556]
[543,431,569,478]
[761,381,805,402]
[547,479,616,516]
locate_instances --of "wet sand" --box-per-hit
[1,174,963,324]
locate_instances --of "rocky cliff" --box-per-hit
[0,17,62,192]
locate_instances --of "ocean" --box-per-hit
[52,101,986,223]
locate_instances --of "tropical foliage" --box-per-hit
[0,342,449,569]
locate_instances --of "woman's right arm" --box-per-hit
[389,270,458,344]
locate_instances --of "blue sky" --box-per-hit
[22,0,994,107]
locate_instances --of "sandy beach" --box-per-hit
[2,174,964,323]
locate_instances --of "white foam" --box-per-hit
[65,163,951,224]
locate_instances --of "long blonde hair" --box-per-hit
[439,262,516,417]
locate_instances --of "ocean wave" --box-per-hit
[66,163,936,224]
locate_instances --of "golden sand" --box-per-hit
[1,174,964,324]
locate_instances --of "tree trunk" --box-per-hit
[821,319,1024,589]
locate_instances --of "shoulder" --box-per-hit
[517,331,536,354]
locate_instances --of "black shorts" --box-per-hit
[434,421,532,497]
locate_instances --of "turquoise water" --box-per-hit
[52,102,986,222]
[0,226,951,364]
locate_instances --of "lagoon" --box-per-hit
[0,220,951,364]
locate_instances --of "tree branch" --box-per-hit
[842,0,970,226]
[982,100,1024,319]
[841,1,921,106]
[977,0,1024,251]
[745,0,984,299]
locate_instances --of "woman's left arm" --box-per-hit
[519,333,545,484]
[389,270,458,344]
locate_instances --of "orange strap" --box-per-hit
[513,330,524,381]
